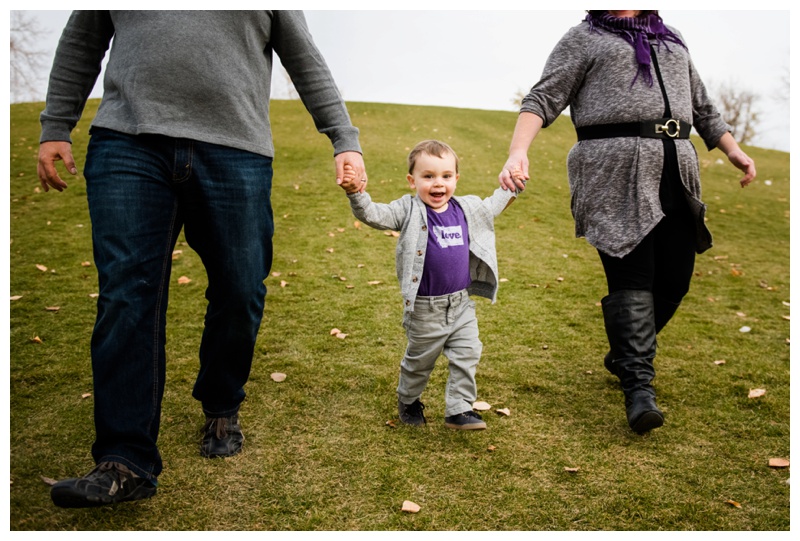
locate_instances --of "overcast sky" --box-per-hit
[16,9,791,151]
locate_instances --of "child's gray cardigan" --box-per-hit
[347,187,517,312]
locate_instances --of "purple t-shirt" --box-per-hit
[418,201,472,297]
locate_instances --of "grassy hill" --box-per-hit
[9,99,790,530]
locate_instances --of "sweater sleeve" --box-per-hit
[520,25,589,127]
[272,11,361,155]
[347,192,411,231]
[688,57,732,150]
[39,11,115,143]
[483,185,520,217]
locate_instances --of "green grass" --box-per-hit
[9,99,790,530]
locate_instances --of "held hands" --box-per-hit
[727,149,757,188]
[338,164,363,194]
[498,153,530,191]
[335,151,367,193]
[37,141,77,192]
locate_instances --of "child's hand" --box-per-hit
[511,167,527,186]
[337,164,363,194]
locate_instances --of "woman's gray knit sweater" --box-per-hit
[521,21,730,257]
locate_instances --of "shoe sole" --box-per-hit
[630,410,664,434]
[51,484,157,508]
[444,422,487,430]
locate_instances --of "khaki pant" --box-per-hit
[397,289,483,417]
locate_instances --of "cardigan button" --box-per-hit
[421,225,427,231]
[405,299,411,306]
[417,250,423,256]
[412,277,418,282]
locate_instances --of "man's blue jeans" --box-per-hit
[84,128,274,481]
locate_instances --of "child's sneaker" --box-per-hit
[445,410,487,430]
[398,399,426,426]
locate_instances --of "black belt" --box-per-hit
[576,118,691,141]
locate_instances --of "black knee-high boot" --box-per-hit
[603,295,681,376]
[601,289,664,433]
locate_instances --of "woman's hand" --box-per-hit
[727,149,756,187]
[498,154,529,191]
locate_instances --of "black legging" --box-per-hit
[597,138,696,304]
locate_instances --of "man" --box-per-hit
[37,11,367,508]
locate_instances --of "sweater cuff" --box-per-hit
[329,126,362,156]
[39,121,74,144]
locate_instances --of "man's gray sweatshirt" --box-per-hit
[40,11,361,158]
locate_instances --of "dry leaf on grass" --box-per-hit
[725,499,742,509]
[89,293,99,298]
[353,221,362,230]
[41,476,58,486]
[739,326,751,333]
[45,306,60,312]
[177,276,192,285]
[496,408,511,416]
[768,458,789,468]
[335,332,347,339]
[346,285,354,289]
[81,393,92,399]
[367,281,382,285]
[280,281,288,288]
[782,315,790,321]
[10,295,22,301]
[714,360,726,365]
[330,328,341,335]
[270,372,287,383]
[30,336,43,344]
[35,264,48,272]
[564,467,580,473]
[81,261,92,267]
[736,311,746,317]
[385,420,397,428]
[472,401,491,411]
[401,500,421,513]
[748,388,766,399]
[487,445,497,452]
[326,248,334,253]
[272,271,281,277]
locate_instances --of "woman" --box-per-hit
[499,10,756,433]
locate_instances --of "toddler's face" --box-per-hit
[407,152,459,213]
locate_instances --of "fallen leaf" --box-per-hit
[177,276,192,285]
[725,499,742,509]
[280,281,288,288]
[739,326,751,333]
[81,393,91,399]
[326,248,334,253]
[496,408,511,416]
[44,306,60,312]
[714,255,728,261]
[542,345,549,350]
[472,401,491,411]
[768,458,789,468]
[782,315,790,321]
[782,301,790,307]
[564,467,580,473]
[30,336,43,344]
[81,261,92,267]
[714,360,726,365]
[401,500,421,513]
[335,333,347,339]
[367,280,382,285]
[585,370,593,374]
[330,328,341,335]
[487,445,497,452]
[41,476,58,486]
[499,278,509,282]
[730,268,742,277]
[272,271,281,277]
[748,388,766,399]
[35,264,47,272]
[557,277,564,282]
[357,264,365,268]
[353,221,362,229]
[339,276,347,281]
[385,420,397,428]
[10,295,22,301]
[270,372,287,382]
[337,228,345,233]
[346,285,354,289]
[736,311,746,317]
[89,293,99,298]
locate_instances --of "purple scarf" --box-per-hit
[585,11,687,87]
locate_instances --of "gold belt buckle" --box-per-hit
[655,119,681,138]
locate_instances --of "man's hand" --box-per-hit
[335,151,367,193]
[37,141,77,192]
